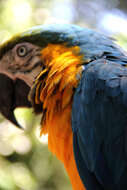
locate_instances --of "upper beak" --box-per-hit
[0,73,31,128]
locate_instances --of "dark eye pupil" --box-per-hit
[17,46,27,57]
[20,48,25,53]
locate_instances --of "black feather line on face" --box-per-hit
[23,61,42,73]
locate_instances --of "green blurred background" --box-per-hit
[0,0,127,189]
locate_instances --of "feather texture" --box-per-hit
[29,43,86,190]
[72,59,127,190]
[2,24,127,190]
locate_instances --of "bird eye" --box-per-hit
[17,46,28,57]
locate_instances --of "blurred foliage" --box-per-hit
[0,0,127,190]
[0,108,72,190]
[116,34,127,51]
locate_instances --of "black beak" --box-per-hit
[0,73,31,128]
[2,107,22,128]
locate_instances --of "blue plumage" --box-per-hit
[72,59,127,189]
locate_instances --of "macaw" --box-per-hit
[0,24,127,190]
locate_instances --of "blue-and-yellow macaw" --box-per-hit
[0,24,127,190]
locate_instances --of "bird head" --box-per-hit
[0,24,122,128]
[0,41,43,128]
[0,24,85,128]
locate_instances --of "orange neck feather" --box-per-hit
[34,44,85,190]
[35,44,84,132]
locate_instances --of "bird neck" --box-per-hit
[38,44,84,134]
[32,44,85,190]
[40,44,85,190]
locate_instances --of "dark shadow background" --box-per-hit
[0,0,127,189]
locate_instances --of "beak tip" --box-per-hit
[9,114,24,130]
[1,109,24,129]
[14,121,24,130]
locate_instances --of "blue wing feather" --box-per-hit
[73,132,104,190]
[72,59,127,189]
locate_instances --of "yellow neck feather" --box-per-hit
[33,44,85,190]
[35,44,83,132]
